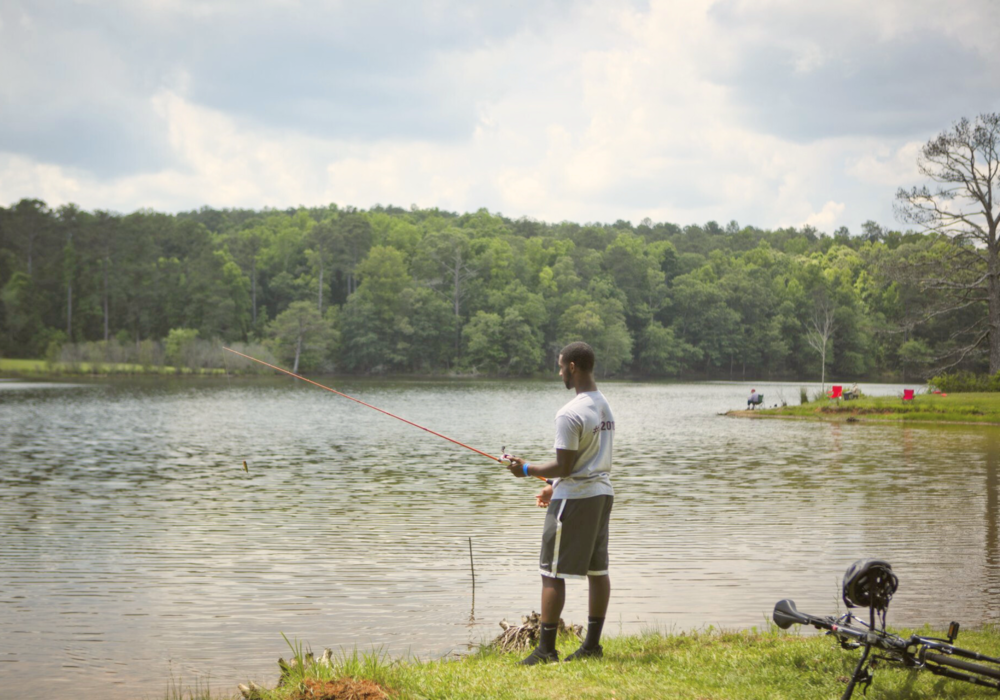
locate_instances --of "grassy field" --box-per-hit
[734,392,1000,425]
[0,357,225,376]
[169,626,1000,700]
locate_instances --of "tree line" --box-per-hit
[3,112,998,381]
[0,197,978,380]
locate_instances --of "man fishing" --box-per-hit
[506,341,615,665]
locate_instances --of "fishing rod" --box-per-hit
[223,347,547,481]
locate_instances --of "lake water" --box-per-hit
[2,376,999,699]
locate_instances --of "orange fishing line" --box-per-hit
[223,347,547,481]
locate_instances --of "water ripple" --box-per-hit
[2,378,999,699]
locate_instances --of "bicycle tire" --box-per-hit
[924,651,1000,681]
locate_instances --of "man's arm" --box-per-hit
[507,449,578,479]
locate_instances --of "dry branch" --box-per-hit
[488,611,583,652]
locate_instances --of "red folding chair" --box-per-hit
[902,389,915,401]
[830,385,843,400]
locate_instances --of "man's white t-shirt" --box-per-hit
[551,390,615,500]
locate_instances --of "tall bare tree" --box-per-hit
[805,296,836,392]
[806,296,836,394]
[57,204,82,340]
[895,113,1000,373]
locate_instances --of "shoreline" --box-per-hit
[727,409,1000,426]
[725,392,1000,426]
[2,357,919,384]
[193,625,1000,700]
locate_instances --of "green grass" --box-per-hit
[0,357,225,376]
[215,626,1000,700]
[740,392,1000,425]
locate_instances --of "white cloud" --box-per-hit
[803,201,846,229]
[324,142,477,212]
[0,90,339,212]
[0,155,83,206]
[847,141,923,186]
[0,0,995,234]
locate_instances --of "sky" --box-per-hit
[1,0,998,233]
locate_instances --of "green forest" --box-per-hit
[0,196,984,381]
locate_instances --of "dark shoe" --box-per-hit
[564,644,603,661]
[518,647,559,665]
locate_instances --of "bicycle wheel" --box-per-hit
[924,651,1000,681]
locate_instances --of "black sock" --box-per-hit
[583,616,605,649]
[538,622,559,654]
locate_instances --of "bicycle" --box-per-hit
[772,559,1000,699]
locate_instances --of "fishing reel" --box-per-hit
[500,446,514,466]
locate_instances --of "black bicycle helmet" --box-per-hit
[842,559,898,610]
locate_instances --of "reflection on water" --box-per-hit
[1,377,999,699]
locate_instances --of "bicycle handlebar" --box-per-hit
[772,599,830,630]
[772,600,907,652]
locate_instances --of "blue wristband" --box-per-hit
[523,463,531,477]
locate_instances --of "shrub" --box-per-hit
[220,341,277,373]
[59,339,134,366]
[45,330,69,365]
[137,339,164,369]
[929,371,1000,393]
[165,328,200,369]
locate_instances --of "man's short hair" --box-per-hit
[560,341,595,373]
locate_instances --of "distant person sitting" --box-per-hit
[845,383,861,400]
[748,389,763,409]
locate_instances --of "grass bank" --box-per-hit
[731,392,1000,425]
[0,357,225,376]
[174,626,1000,700]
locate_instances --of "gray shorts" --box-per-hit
[539,495,613,580]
